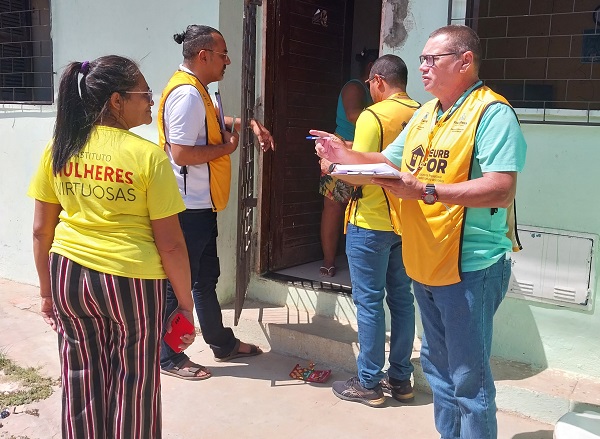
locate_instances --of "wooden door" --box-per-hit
[263,0,354,271]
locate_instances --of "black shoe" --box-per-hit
[331,376,386,407]
[380,375,415,403]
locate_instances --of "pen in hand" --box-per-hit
[231,115,236,133]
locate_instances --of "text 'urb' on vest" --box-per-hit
[157,70,231,212]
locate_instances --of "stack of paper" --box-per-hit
[331,163,401,185]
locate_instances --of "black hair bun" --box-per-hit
[173,32,185,44]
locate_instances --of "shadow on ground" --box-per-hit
[512,429,554,439]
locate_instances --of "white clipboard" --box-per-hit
[331,163,401,185]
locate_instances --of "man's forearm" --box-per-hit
[224,115,239,132]
[376,171,516,208]
[313,129,392,167]
[171,143,234,166]
[224,115,256,132]
[434,173,517,208]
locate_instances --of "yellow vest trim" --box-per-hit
[157,70,231,212]
[400,85,513,286]
[345,94,420,235]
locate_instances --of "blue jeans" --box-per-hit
[160,209,237,370]
[414,256,511,439]
[346,224,415,389]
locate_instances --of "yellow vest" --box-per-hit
[345,94,420,234]
[157,70,231,212]
[400,85,514,286]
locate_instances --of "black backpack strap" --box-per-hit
[349,108,396,227]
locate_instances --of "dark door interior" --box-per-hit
[261,0,383,274]
[263,0,354,271]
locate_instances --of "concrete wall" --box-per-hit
[494,123,600,377]
[217,0,245,304]
[380,0,447,105]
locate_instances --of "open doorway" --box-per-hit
[260,0,382,286]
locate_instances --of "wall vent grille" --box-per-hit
[508,226,595,309]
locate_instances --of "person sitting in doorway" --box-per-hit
[318,48,378,277]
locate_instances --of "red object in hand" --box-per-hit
[164,312,194,353]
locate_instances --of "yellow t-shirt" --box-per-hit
[348,94,419,231]
[27,126,186,279]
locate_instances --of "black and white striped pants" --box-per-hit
[49,253,164,439]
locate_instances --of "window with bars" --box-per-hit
[0,0,52,104]
[451,0,600,124]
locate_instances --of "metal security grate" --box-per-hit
[234,0,261,325]
[451,0,600,125]
[0,0,53,104]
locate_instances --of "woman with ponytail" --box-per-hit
[28,55,195,439]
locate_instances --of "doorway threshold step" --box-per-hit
[221,299,361,373]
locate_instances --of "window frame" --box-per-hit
[0,0,54,105]
[449,0,600,126]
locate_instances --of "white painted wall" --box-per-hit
[217,0,245,304]
[380,0,447,105]
[494,124,600,377]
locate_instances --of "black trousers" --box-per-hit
[160,209,237,369]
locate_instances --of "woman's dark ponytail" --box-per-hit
[51,61,90,174]
[51,56,140,175]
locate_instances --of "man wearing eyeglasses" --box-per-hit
[314,25,526,438]
[321,55,420,408]
[157,24,274,381]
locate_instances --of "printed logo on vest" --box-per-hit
[451,112,468,132]
[415,113,429,131]
[405,145,426,173]
[405,145,450,176]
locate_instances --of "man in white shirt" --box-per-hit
[157,24,274,380]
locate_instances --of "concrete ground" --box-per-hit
[0,278,555,439]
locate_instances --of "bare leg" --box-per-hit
[320,196,347,270]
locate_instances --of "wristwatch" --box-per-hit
[421,184,438,205]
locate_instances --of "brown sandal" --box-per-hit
[160,360,212,381]
[214,340,263,362]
